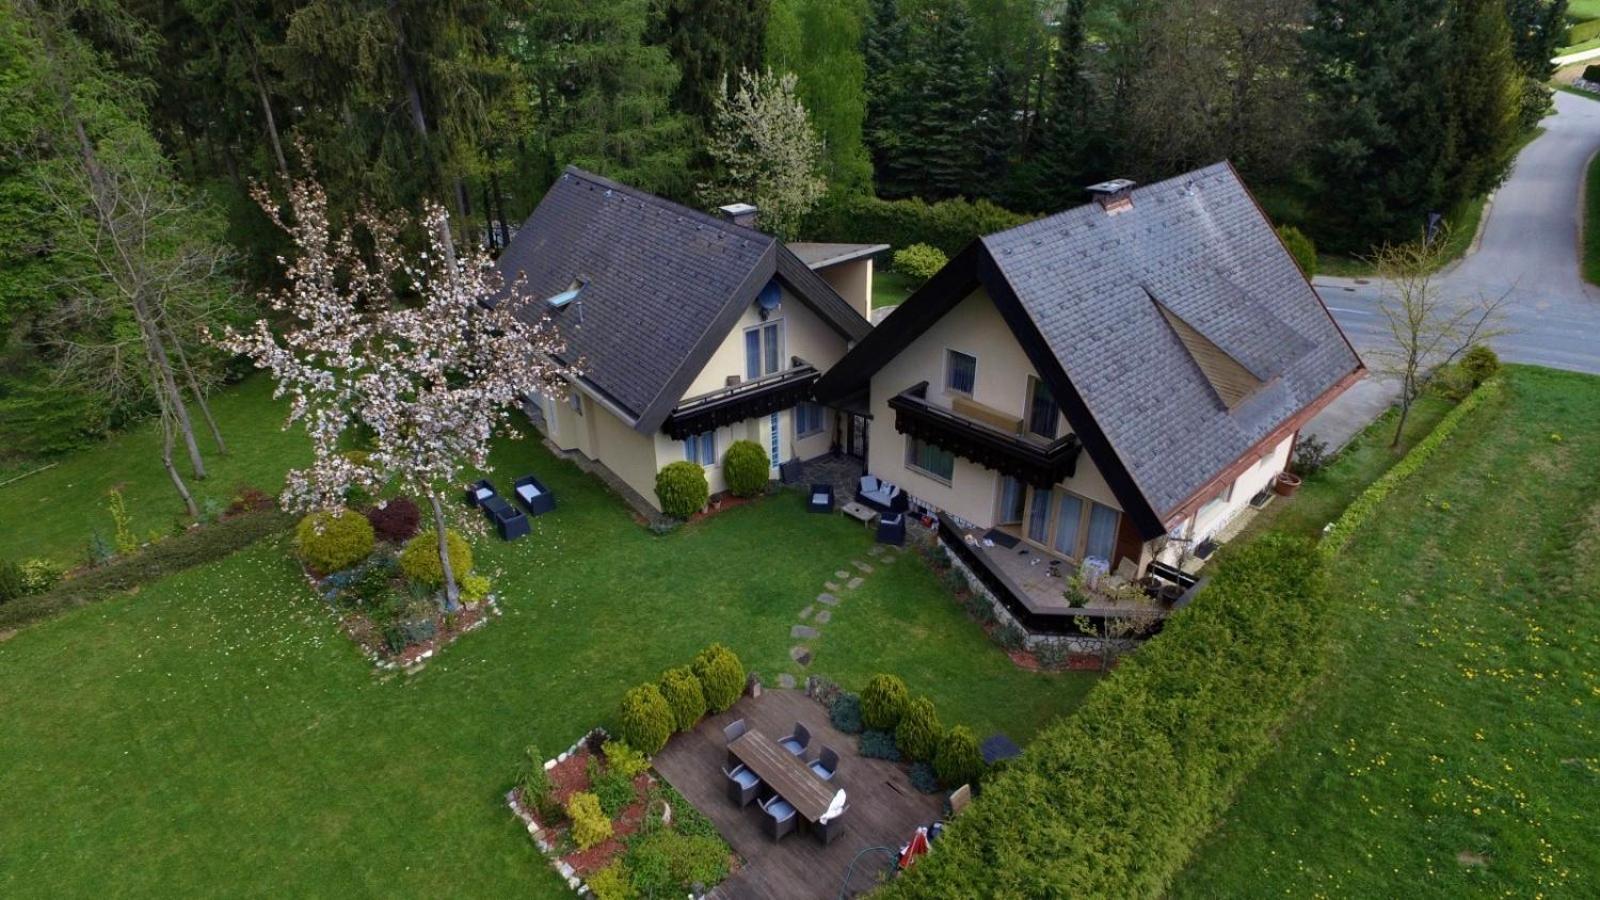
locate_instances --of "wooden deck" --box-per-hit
[652,690,941,899]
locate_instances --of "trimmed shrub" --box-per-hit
[658,666,709,732]
[0,561,24,604]
[1520,77,1553,132]
[895,696,942,761]
[293,509,375,574]
[721,440,770,498]
[893,243,949,284]
[1276,224,1318,278]
[830,692,864,734]
[1460,344,1500,387]
[654,461,709,519]
[604,740,652,778]
[567,791,612,850]
[861,674,910,731]
[691,643,746,713]
[617,684,675,755]
[17,558,63,595]
[1584,60,1600,83]
[366,497,421,543]
[880,534,1329,898]
[623,829,730,895]
[586,863,637,900]
[398,528,473,587]
[460,572,492,603]
[934,726,984,789]
[859,730,902,761]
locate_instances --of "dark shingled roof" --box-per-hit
[817,162,1362,534]
[492,167,870,433]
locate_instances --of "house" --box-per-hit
[816,163,1364,623]
[787,241,889,321]
[493,167,873,512]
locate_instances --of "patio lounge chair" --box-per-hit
[482,496,529,541]
[511,474,556,516]
[807,483,834,514]
[814,804,850,845]
[724,764,762,807]
[876,512,906,546]
[778,722,810,757]
[809,746,839,781]
[759,794,797,842]
[465,479,497,508]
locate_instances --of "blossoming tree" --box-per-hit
[220,171,575,606]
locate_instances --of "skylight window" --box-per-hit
[546,279,586,309]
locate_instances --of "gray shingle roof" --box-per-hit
[982,162,1362,518]
[492,167,869,433]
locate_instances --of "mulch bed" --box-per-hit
[339,600,495,668]
[538,748,659,877]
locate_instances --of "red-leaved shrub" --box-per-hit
[366,497,421,543]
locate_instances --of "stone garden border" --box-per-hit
[505,727,609,895]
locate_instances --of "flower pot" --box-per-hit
[1273,471,1303,497]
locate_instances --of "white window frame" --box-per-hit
[944,349,977,396]
[795,402,826,438]
[744,318,786,380]
[685,430,718,467]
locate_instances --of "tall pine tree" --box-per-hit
[650,0,770,127]
[869,0,984,199]
[1448,0,1522,201]
[1505,0,1567,77]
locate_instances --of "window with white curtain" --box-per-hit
[1052,493,1083,557]
[945,350,976,395]
[1027,487,1052,543]
[745,321,783,380]
[685,431,717,466]
[1085,502,1119,562]
[997,475,1026,524]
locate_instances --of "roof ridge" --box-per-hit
[559,166,777,247]
[981,160,1234,247]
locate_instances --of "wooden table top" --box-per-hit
[839,501,876,525]
[729,730,835,822]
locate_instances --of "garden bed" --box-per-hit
[508,730,735,896]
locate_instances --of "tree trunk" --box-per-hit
[230,0,288,180]
[388,0,458,270]
[161,410,200,518]
[428,492,461,609]
[168,330,227,455]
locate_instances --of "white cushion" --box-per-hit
[858,475,879,493]
[517,484,542,503]
[811,492,829,505]
[474,487,493,500]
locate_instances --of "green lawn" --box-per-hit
[0,376,308,566]
[872,267,918,309]
[1585,149,1600,285]
[1174,367,1600,897]
[0,426,1093,897]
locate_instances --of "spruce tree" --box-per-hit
[1305,0,1456,252]
[1447,0,1522,201]
[871,0,984,199]
[1028,0,1107,209]
[1504,0,1568,78]
[651,0,770,126]
[862,0,905,184]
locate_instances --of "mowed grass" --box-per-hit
[0,376,308,566]
[0,428,1093,897]
[1585,149,1600,286]
[872,267,918,309]
[1174,367,1600,898]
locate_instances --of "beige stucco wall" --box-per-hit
[864,288,1120,530]
[681,286,849,398]
[817,258,874,321]
[1171,431,1294,547]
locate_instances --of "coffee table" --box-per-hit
[840,501,876,527]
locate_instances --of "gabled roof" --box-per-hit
[818,162,1363,537]
[788,242,890,269]
[492,167,871,433]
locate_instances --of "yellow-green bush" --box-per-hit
[895,696,942,761]
[567,791,612,850]
[934,725,983,789]
[293,509,375,574]
[617,684,674,755]
[691,643,745,713]
[861,673,910,731]
[603,740,651,778]
[658,666,708,732]
[398,528,473,586]
[721,440,770,498]
[654,461,709,519]
[893,243,949,284]
[586,863,636,900]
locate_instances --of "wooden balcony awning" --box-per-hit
[662,362,820,439]
[889,382,1081,488]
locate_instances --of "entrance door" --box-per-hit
[846,414,869,460]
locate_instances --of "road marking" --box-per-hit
[1326,306,1376,315]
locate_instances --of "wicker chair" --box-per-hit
[808,746,839,781]
[724,764,762,807]
[815,804,850,845]
[723,718,748,766]
[778,722,811,757]
[759,794,798,842]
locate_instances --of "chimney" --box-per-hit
[718,202,759,229]
[1086,179,1137,214]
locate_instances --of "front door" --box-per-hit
[847,414,868,460]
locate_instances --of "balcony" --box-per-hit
[888,382,1081,488]
[661,359,820,439]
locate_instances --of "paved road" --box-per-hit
[1314,90,1600,376]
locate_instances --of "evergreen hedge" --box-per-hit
[691,643,746,713]
[802,193,1033,256]
[933,725,984,789]
[293,509,375,574]
[398,529,473,587]
[861,673,910,731]
[881,534,1328,898]
[567,791,612,850]
[721,440,769,498]
[617,684,675,755]
[654,461,709,519]
[894,696,942,762]
[658,666,708,732]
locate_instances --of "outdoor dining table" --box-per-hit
[728,729,835,823]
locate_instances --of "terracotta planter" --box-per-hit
[1273,471,1303,497]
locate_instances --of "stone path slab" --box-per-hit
[790,646,812,665]
[814,609,832,625]
[777,673,796,689]
[847,576,864,590]
[853,560,874,573]
[799,605,814,620]
[791,625,819,639]
[835,570,850,580]
[818,592,840,606]
[824,582,841,592]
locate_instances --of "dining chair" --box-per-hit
[778,722,810,757]
[809,745,839,781]
[759,794,797,842]
[723,763,762,807]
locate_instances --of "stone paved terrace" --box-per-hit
[652,689,941,899]
[947,522,1163,615]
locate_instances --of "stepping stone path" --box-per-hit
[784,541,905,676]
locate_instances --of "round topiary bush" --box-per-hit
[934,724,984,789]
[691,643,746,713]
[722,439,770,498]
[294,509,376,574]
[895,695,942,761]
[618,683,675,754]
[655,461,709,519]
[893,242,949,285]
[861,674,910,731]
[1275,224,1317,278]
[366,496,421,543]
[659,665,708,732]
[399,528,473,587]
[1460,344,1500,386]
